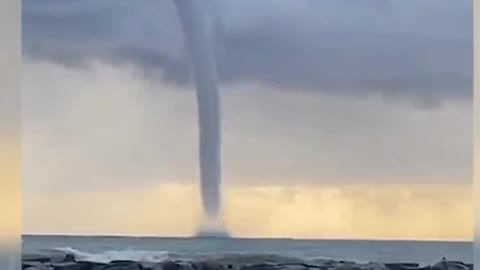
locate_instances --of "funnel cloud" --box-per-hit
[173,0,223,229]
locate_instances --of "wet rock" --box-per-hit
[23,254,52,263]
[25,267,54,270]
[51,261,105,270]
[74,261,108,270]
[158,261,186,270]
[21,258,474,270]
[431,260,470,270]
[52,262,89,270]
[193,261,226,270]
[24,263,55,270]
[361,262,390,270]
[385,263,421,270]
[321,261,340,267]
[385,264,419,268]
[101,260,144,270]
[151,261,195,270]
[23,260,45,269]
[332,262,363,270]
[110,260,142,265]
[305,260,337,270]
[239,263,279,270]
[278,264,310,270]
[180,262,197,270]
[277,262,329,270]
[62,254,76,263]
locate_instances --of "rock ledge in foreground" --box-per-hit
[21,254,473,270]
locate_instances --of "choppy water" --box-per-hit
[22,235,472,266]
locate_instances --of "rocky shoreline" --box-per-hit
[22,253,473,270]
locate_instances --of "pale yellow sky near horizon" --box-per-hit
[23,183,472,241]
[20,60,473,241]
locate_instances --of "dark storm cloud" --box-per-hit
[22,0,472,103]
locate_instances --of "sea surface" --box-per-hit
[22,235,472,266]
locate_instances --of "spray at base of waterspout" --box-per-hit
[196,214,230,238]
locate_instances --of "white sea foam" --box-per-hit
[45,247,332,264]
[48,247,171,263]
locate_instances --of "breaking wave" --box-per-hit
[44,247,335,264]
[48,247,171,263]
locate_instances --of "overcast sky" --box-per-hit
[21,0,472,239]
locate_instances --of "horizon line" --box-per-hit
[21,233,472,243]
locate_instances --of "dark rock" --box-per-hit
[25,267,54,270]
[179,262,197,270]
[52,262,89,270]
[23,260,45,269]
[23,254,52,263]
[148,265,159,270]
[431,261,470,270]
[140,262,158,270]
[385,264,419,268]
[21,259,474,270]
[24,264,54,270]
[309,260,337,270]
[333,263,363,270]
[110,261,142,265]
[101,260,144,270]
[63,254,76,263]
[53,261,107,270]
[155,261,196,270]
[239,263,279,270]
[193,261,226,270]
[72,261,108,270]
[278,264,309,270]
[361,262,390,270]
[160,261,185,270]
[277,262,329,270]
[91,264,109,270]
[385,263,420,270]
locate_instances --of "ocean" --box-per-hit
[22,235,472,266]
